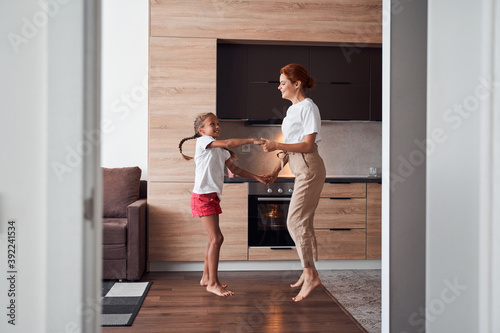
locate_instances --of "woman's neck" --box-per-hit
[290,92,307,105]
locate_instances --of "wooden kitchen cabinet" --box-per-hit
[316,229,367,260]
[314,183,367,259]
[366,183,382,259]
[148,182,248,262]
[315,198,366,229]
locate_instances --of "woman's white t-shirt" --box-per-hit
[192,135,230,199]
[281,98,322,144]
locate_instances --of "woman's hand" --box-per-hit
[259,138,279,152]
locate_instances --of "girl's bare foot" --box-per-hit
[292,276,321,302]
[206,284,234,297]
[290,273,305,288]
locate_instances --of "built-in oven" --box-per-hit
[248,182,295,248]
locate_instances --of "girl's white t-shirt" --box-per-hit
[192,135,230,199]
[282,98,322,144]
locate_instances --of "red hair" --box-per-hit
[280,63,315,90]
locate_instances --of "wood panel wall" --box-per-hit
[151,0,382,44]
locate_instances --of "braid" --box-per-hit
[178,112,215,160]
[178,133,200,160]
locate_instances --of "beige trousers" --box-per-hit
[287,146,326,268]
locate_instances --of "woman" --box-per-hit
[260,63,326,302]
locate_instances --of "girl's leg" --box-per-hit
[200,242,227,288]
[200,214,234,297]
[200,242,210,286]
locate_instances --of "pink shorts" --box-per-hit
[191,192,222,217]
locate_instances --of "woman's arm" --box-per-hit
[225,159,268,184]
[208,138,264,149]
[260,133,317,153]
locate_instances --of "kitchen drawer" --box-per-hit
[248,247,298,261]
[320,183,366,198]
[316,229,366,260]
[315,198,366,229]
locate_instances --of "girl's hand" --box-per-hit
[255,175,269,185]
[260,138,278,152]
[253,139,266,145]
[262,172,278,184]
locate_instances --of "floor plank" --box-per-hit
[102,271,366,333]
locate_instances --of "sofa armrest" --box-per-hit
[126,198,147,280]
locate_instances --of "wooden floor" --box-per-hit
[102,271,366,333]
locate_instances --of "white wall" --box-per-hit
[426,0,498,332]
[0,2,48,331]
[100,0,148,179]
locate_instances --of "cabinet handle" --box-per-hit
[329,197,351,200]
[270,247,293,250]
[330,82,350,85]
[330,228,352,231]
[329,181,352,184]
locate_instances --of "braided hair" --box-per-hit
[178,112,237,161]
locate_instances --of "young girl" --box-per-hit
[179,112,267,297]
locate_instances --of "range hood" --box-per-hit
[245,119,283,126]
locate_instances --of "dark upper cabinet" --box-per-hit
[217,43,381,121]
[217,44,248,119]
[370,48,382,121]
[310,84,370,120]
[247,45,309,83]
[247,83,291,122]
[310,46,370,84]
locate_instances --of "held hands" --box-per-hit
[258,138,278,152]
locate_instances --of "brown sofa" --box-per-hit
[102,167,147,281]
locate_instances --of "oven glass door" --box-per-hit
[248,196,295,247]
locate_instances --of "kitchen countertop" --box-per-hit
[225,176,382,183]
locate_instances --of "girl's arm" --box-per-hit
[208,138,264,149]
[260,133,317,153]
[225,159,268,185]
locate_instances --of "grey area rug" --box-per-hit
[319,270,381,333]
[101,281,152,326]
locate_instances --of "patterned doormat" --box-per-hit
[319,270,381,333]
[101,281,152,326]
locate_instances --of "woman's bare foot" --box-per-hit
[292,276,321,302]
[290,273,305,288]
[200,277,226,288]
[206,284,234,297]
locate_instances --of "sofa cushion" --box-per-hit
[103,244,127,260]
[103,167,141,218]
[102,218,127,245]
